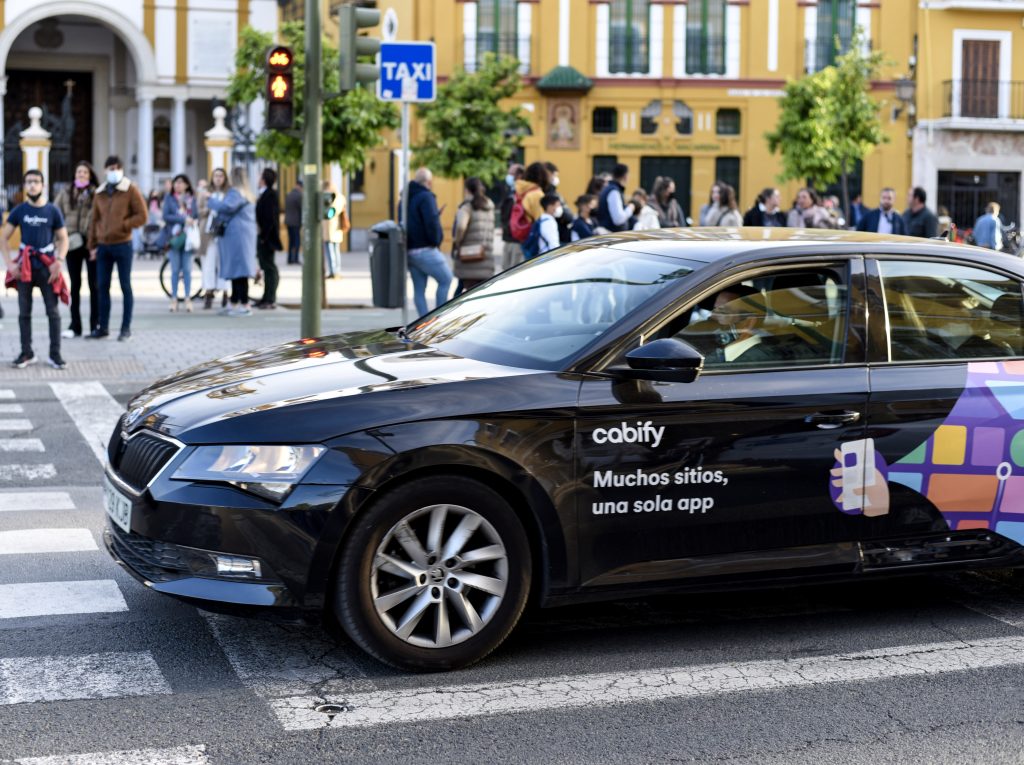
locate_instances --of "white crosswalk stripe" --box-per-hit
[0,389,14,399]
[0,418,32,431]
[0,651,172,705]
[0,438,44,452]
[0,580,127,618]
[0,403,24,414]
[0,464,57,481]
[274,635,1024,730]
[13,745,210,765]
[0,528,98,555]
[0,491,75,511]
[49,381,122,466]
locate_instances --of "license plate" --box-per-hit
[103,475,133,534]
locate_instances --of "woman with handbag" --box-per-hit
[207,167,258,316]
[452,177,496,292]
[198,169,230,309]
[54,161,98,337]
[162,174,198,312]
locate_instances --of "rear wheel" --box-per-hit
[335,476,531,671]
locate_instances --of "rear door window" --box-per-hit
[876,261,1024,361]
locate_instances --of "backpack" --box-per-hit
[521,218,548,260]
[509,192,533,242]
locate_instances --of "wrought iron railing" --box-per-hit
[462,35,529,74]
[942,80,1024,120]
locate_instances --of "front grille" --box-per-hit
[109,430,180,492]
[107,524,190,583]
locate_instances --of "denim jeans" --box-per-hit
[17,260,60,358]
[287,225,301,263]
[96,241,134,332]
[407,247,453,317]
[167,246,192,300]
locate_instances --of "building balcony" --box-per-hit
[462,35,530,75]
[941,80,1024,129]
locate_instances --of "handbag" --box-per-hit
[211,218,228,237]
[457,243,486,262]
[184,223,201,252]
[67,232,85,251]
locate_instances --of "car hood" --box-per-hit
[126,329,541,442]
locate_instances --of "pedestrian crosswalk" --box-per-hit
[13,745,210,765]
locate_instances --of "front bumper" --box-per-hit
[103,462,358,614]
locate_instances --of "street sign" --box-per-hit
[377,42,436,103]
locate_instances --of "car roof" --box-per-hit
[586,227,1009,266]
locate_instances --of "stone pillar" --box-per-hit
[172,96,187,174]
[20,107,52,190]
[136,91,155,194]
[204,106,234,174]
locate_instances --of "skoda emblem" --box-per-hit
[124,407,144,429]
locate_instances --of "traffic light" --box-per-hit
[338,5,381,92]
[321,191,337,221]
[265,45,294,130]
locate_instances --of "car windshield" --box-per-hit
[404,246,698,370]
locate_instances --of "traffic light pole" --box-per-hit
[300,0,322,338]
[399,101,410,326]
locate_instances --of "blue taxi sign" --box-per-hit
[377,41,436,103]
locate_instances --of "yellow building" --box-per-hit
[914,0,1024,230]
[345,0,914,236]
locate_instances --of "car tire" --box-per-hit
[334,475,532,671]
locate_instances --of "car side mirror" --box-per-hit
[618,338,704,383]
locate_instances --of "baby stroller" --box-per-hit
[140,223,164,259]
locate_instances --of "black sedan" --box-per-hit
[103,229,1024,670]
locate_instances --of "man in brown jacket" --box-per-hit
[87,155,146,340]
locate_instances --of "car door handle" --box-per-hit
[805,411,861,429]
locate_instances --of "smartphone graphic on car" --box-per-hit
[841,438,877,512]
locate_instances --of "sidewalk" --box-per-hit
[0,250,408,384]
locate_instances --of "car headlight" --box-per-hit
[172,445,325,502]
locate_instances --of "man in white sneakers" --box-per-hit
[0,169,70,369]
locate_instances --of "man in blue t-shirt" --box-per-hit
[0,169,69,369]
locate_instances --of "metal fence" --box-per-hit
[943,80,1024,120]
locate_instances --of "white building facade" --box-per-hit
[0,0,278,198]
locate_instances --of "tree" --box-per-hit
[765,32,889,218]
[226,22,399,172]
[414,54,530,184]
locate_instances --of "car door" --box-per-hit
[862,256,1024,556]
[574,258,871,589]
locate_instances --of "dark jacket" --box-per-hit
[256,187,283,250]
[596,181,628,233]
[903,206,939,238]
[284,187,303,227]
[857,208,907,235]
[742,205,786,227]
[404,181,443,250]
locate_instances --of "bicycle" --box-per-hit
[159,253,205,299]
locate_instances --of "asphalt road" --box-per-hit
[1,374,1023,763]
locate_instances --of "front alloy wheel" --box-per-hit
[336,476,531,671]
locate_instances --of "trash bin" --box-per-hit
[370,220,405,309]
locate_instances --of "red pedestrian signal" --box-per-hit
[265,46,294,131]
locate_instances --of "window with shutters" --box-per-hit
[686,0,727,75]
[609,0,650,75]
[593,108,618,134]
[476,0,519,62]
[960,39,1000,118]
[814,0,855,71]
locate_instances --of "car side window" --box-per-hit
[877,261,1024,362]
[655,268,850,370]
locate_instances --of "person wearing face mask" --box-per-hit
[536,194,562,256]
[1,170,70,369]
[54,161,99,337]
[87,156,147,341]
[649,176,685,228]
[543,161,574,244]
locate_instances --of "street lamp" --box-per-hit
[893,77,916,120]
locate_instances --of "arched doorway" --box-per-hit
[0,1,158,202]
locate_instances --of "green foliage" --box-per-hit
[414,54,529,184]
[227,22,399,172]
[765,31,889,193]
